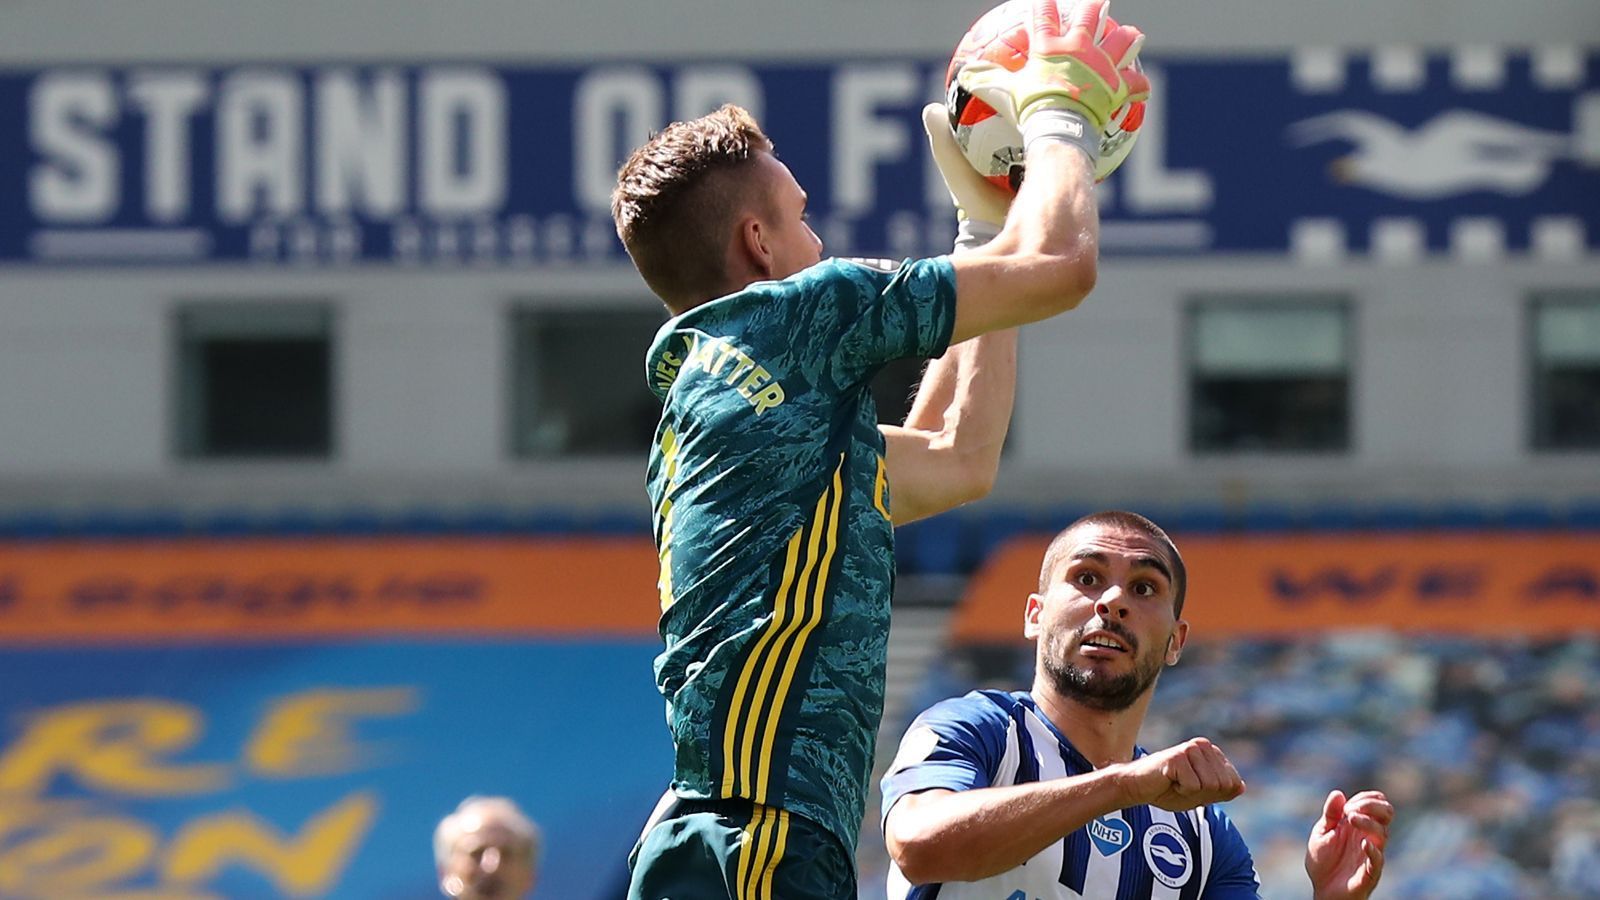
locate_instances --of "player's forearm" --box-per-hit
[986,141,1099,304]
[904,325,1016,437]
[902,228,1005,432]
[880,427,977,524]
[884,329,1017,523]
[947,143,1100,344]
[886,769,1128,885]
[931,328,1017,489]
[901,357,954,434]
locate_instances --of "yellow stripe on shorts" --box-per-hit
[736,804,789,900]
[758,809,791,900]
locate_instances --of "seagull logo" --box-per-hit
[1148,844,1186,866]
[1143,823,1194,888]
[1287,109,1574,199]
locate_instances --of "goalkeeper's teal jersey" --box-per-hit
[644,256,957,855]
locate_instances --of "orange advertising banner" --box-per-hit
[0,537,663,643]
[955,532,1600,642]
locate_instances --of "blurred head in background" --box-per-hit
[434,796,541,899]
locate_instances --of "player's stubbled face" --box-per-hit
[1031,525,1182,712]
[750,151,824,279]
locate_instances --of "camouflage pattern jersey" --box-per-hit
[643,255,957,855]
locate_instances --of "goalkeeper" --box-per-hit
[610,1,1148,897]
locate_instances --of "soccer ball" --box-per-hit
[945,0,1145,191]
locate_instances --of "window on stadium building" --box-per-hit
[1188,297,1351,453]
[510,307,665,457]
[508,307,935,457]
[1531,293,1600,451]
[175,304,334,459]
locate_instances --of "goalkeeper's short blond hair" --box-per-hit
[612,104,774,313]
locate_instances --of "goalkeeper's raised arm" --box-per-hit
[947,0,1150,345]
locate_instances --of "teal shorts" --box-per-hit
[627,797,855,900]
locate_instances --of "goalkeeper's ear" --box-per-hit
[921,102,1012,252]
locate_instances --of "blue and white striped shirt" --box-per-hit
[882,690,1261,900]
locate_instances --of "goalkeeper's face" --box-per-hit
[746,151,824,281]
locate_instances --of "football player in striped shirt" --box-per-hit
[882,511,1394,899]
[609,2,1150,896]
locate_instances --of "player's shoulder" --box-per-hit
[832,256,907,274]
[644,274,799,358]
[891,690,1022,775]
[661,262,845,332]
[772,257,895,300]
[911,688,1023,732]
[793,256,954,292]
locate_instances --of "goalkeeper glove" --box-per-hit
[958,0,1150,160]
[921,102,1012,252]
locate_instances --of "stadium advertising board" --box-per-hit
[958,532,1600,642]
[1,49,1594,267]
[0,537,660,643]
[0,539,666,899]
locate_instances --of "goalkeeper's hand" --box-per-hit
[959,0,1150,140]
[921,102,1012,252]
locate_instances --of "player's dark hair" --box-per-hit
[612,104,774,314]
[1038,510,1188,617]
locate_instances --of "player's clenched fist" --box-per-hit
[1112,737,1246,812]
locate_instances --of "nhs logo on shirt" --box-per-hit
[1142,823,1194,888]
[1087,815,1132,857]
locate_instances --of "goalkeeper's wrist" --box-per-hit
[1021,107,1099,166]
